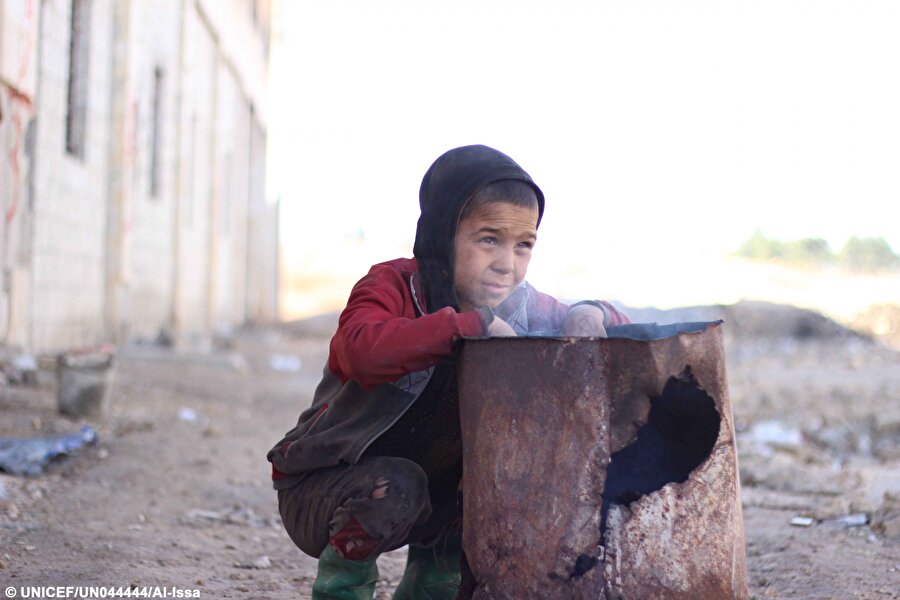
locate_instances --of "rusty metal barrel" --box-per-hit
[457,321,748,599]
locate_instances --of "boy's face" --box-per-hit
[454,201,539,312]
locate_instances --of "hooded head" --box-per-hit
[413,145,545,312]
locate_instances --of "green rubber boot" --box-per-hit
[392,533,462,600]
[312,544,378,600]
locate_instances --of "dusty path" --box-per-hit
[1,309,898,599]
[1,329,383,599]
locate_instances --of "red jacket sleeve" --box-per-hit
[329,263,484,388]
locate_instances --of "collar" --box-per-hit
[409,272,429,317]
[410,269,529,329]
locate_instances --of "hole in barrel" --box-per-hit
[599,366,721,539]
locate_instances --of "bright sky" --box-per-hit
[267,0,900,310]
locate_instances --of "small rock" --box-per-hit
[740,453,845,495]
[790,516,815,527]
[850,464,900,513]
[252,555,271,569]
[810,424,865,457]
[813,496,852,520]
[871,493,900,542]
[7,503,20,520]
[874,412,900,437]
[185,509,226,523]
[13,353,38,381]
[26,483,43,501]
[234,555,271,569]
[228,354,248,372]
[97,447,109,459]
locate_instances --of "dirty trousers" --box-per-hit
[277,456,460,561]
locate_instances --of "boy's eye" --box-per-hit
[517,241,534,249]
[479,236,498,245]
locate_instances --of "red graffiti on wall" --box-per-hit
[5,0,37,225]
[17,0,36,84]
[5,87,33,225]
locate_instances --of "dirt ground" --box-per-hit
[1,302,898,599]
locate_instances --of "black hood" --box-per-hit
[413,145,545,313]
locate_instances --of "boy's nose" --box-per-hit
[491,249,515,274]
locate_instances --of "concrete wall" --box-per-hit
[171,3,216,338]
[245,116,276,324]
[0,0,40,348]
[0,0,275,353]
[30,0,113,349]
[114,0,181,340]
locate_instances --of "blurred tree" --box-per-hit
[782,238,833,266]
[737,228,784,260]
[839,236,899,274]
[737,231,898,273]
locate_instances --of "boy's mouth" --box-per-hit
[483,282,510,294]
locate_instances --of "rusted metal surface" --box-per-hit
[457,322,748,599]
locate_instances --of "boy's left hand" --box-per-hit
[487,316,517,337]
[561,304,608,337]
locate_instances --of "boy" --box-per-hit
[268,145,629,599]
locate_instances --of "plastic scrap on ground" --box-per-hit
[0,425,98,476]
[790,513,870,529]
[178,407,199,422]
[741,420,804,456]
[269,354,302,372]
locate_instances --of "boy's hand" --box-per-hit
[487,316,517,337]
[562,304,608,337]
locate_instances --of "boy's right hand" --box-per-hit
[487,316,516,337]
